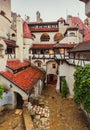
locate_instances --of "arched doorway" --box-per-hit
[47,74,57,85]
[15,93,24,109]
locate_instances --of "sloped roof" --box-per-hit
[23,21,32,39]
[70,40,90,52]
[71,16,90,41]
[30,27,58,32]
[54,43,76,48]
[4,39,18,47]
[31,43,76,49]
[31,43,55,49]
[0,66,45,92]
[7,60,30,70]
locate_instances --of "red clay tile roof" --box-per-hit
[4,39,17,47]
[54,43,76,48]
[31,27,58,32]
[23,21,32,39]
[31,43,76,49]
[31,44,55,49]
[1,66,45,92]
[7,60,30,70]
[71,16,90,41]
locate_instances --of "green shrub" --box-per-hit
[0,84,4,99]
[74,64,90,112]
[61,79,68,98]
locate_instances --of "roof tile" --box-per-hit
[23,21,32,39]
[1,66,45,92]
[7,60,30,70]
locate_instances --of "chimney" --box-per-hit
[16,16,23,62]
[67,15,72,27]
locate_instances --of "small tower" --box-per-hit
[23,21,33,60]
[67,15,72,27]
[36,11,43,23]
[16,16,23,62]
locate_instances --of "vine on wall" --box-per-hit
[74,64,90,112]
[61,79,69,98]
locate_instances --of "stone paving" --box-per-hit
[0,85,89,130]
[0,109,25,130]
[33,85,89,130]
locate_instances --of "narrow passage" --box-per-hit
[41,85,89,130]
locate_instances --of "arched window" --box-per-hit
[54,33,63,41]
[12,33,16,37]
[40,33,50,42]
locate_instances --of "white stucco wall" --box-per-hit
[46,61,57,75]
[23,38,33,60]
[0,39,7,71]
[0,0,11,20]
[32,32,58,43]
[58,22,68,34]
[0,75,28,100]
[60,30,83,43]
[0,15,11,38]
[59,62,75,96]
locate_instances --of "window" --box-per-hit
[40,33,50,42]
[54,33,63,41]
[52,64,56,69]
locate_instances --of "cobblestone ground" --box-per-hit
[0,109,25,130]
[41,85,89,130]
[0,85,89,130]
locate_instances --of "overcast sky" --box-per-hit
[11,0,86,22]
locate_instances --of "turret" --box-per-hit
[23,21,33,60]
[36,11,43,23]
[16,16,23,62]
[67,15,72,27]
